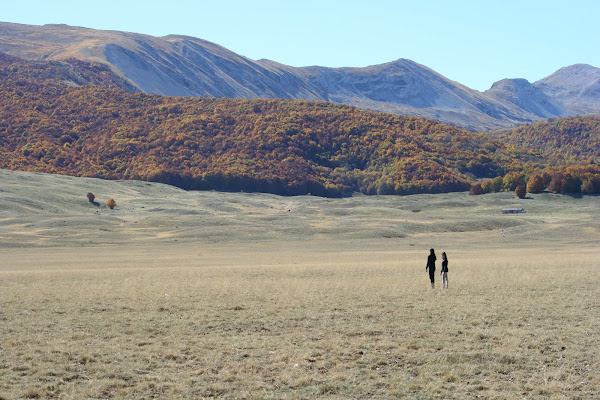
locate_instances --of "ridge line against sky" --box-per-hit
[2,0,599,92]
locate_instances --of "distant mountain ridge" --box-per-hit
[1,21,599,131]
[534,64,600,115]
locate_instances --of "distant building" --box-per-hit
[502,208,525,214]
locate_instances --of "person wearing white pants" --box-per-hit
[441,252,449,288]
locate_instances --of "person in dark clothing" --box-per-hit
[426,248,436,288]
[441,252,449,289]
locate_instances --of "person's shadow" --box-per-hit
[90,201,100,207]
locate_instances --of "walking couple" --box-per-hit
[426,248,448,289]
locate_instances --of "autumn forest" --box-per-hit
[1,52,599,197]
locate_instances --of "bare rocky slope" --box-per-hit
[1,22,599,131]
[534,64,600,115]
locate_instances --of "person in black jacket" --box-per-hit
[426,248,436,288]
[441,252,449,289]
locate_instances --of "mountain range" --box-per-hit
[2,39,600,197]
[0,51,542,197]
[0,21,599,132]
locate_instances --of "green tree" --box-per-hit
[561,173,582,194]
[503,172,525,191]
[491,176,504,192]
[481,179,495,193]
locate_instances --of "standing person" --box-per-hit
[426,249,436,289]
[441,252,449,289]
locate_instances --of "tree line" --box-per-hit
[470,165,600,196]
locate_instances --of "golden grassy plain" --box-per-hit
[1,169,599,399]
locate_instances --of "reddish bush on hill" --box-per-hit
[526,174,546,193]
[469,183,485,195]
[106,198,117,209]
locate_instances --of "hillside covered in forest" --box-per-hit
[488,115,600,162]
[0,52,546,197]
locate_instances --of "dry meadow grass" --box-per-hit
[0,170,599,399]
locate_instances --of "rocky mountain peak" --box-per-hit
[489,78,532,91]
[534,64,600,115]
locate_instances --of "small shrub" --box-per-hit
[469,183,484,195]
[106,198,117,209]
[515,185,526,199]
[87,192,95,202]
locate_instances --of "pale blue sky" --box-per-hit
[2,0,598,91]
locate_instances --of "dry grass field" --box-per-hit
[1,169,599,399]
